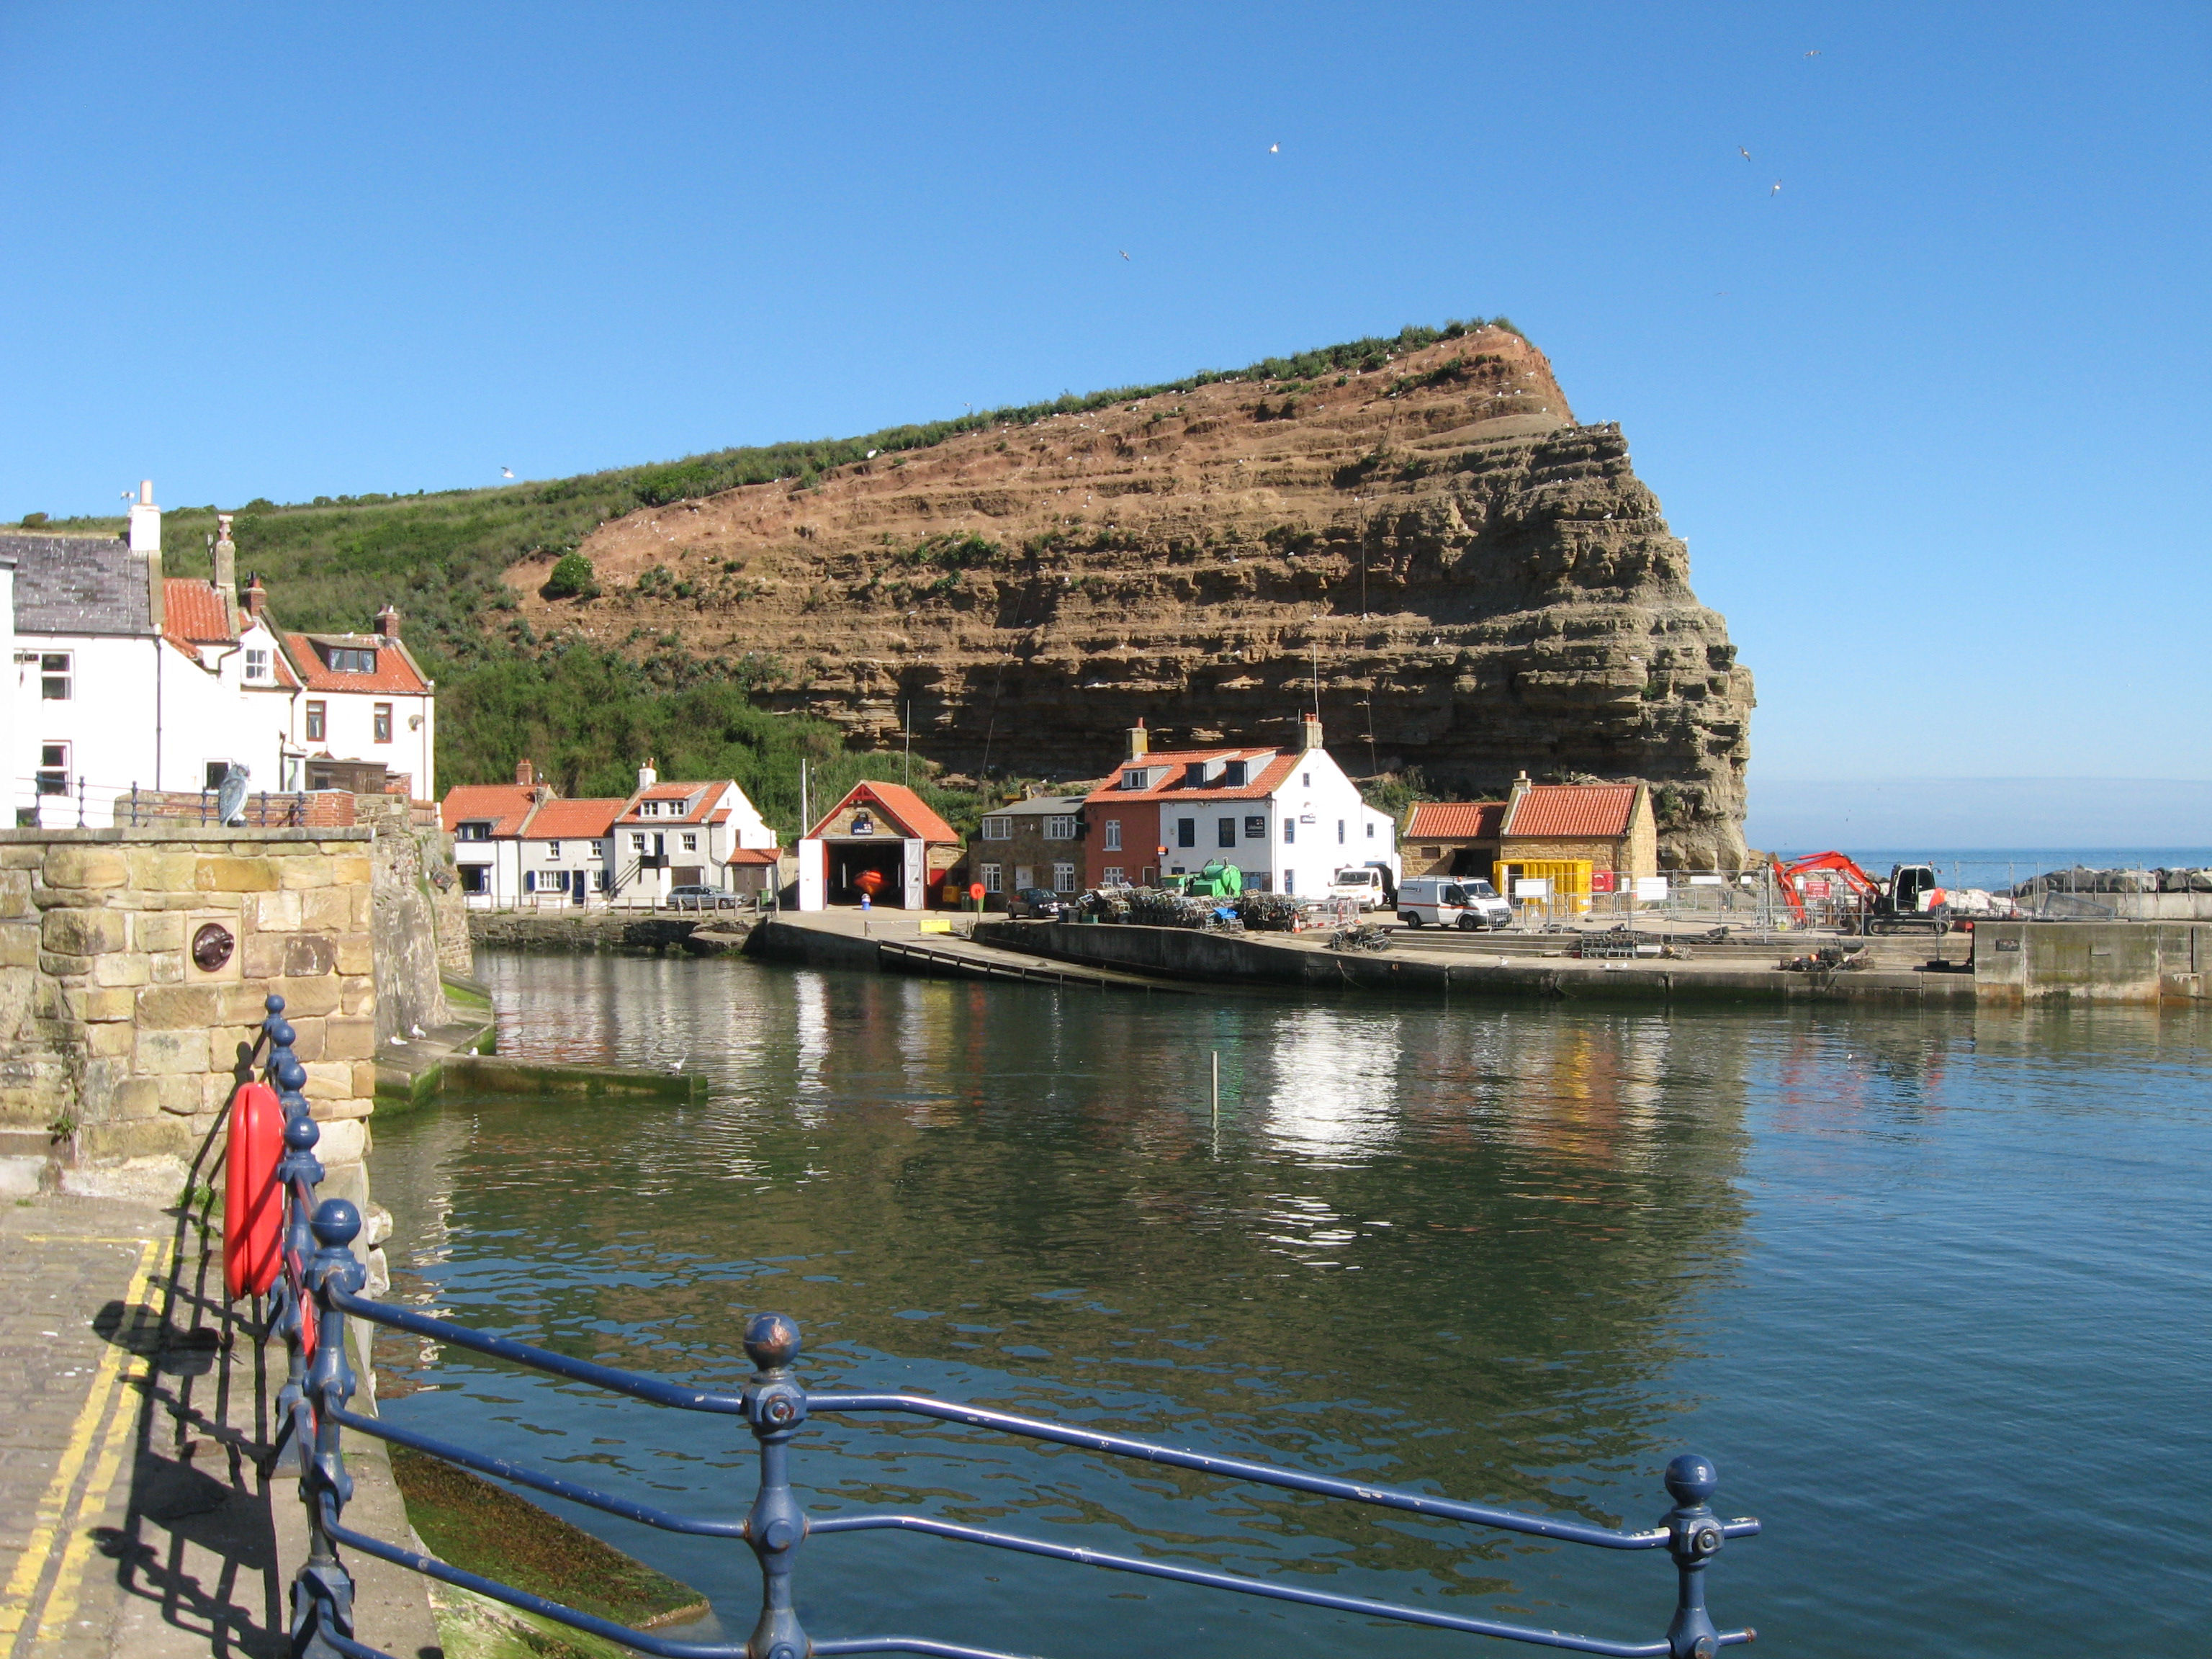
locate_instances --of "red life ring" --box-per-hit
[224,1083,284,1300]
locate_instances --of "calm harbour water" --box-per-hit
[367,954,2212,1658]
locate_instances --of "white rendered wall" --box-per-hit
[295,687,435,799]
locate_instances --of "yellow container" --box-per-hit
[1493,858,1593,916]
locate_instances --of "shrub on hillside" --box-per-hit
[542,552,598,599]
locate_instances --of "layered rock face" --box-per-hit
[508,328,1754,866]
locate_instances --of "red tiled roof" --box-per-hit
[807,781,958,844]
[725,846,781,865]
[618,781,731,827]
[442,783,538,837]
[281,632,431,694]
[162,580,235,647]
[1082,750,1298,804]
[522,799,624,838]
[1503,783,1640,840]
[1406,802,1506,840]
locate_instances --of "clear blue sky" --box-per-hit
[3,3,2206,807]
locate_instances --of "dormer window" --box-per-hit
[1223,759,1248,787]
[244,648,270,681]
[327,646,377,674]
[1119,768,1152,791]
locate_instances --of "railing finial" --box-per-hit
[1663,1453,1730,1659]
[743,1310,801,1375]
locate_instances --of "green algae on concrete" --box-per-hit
[391,1444,709,1635]
[441,1053,706,1101]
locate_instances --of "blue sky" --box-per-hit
[1,3,2206,821]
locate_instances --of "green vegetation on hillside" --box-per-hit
[24,318,1516,801]
[445,646,989,837]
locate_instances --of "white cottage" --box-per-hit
[1079,716,1395,895]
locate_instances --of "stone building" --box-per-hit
[1496,774,1659,891]
[971,794,1089,902]
[1402,801,1507,878]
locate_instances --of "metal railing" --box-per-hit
[253,999,1760,1659]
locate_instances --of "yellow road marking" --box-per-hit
[36,1292,161,1641]
[0,1236,166,1648]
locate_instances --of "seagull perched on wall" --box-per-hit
[217,765,250,828]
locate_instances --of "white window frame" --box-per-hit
[37,741,69,796]
[244,647,270,680]
[981,863,1003,894]
[40,652,71,701]
[1052,862,1076,893]
[589,840,604,859]
[372,702,393,743]
[305,699,326,741]
[546,842,562,860]
[981,816,1012,840]
[1103,819,1122,851]
[1102,866,1125,886]
[682,832,698,851]
[1043,815,1075,841]
[631,833,647,853]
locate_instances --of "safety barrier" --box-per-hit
[253,997,1761,1659]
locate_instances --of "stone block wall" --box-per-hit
[0,827,378,1191]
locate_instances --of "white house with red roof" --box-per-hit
[611,762,776,902]
[444,757,776,907]
[277,599,436,801]
[1079,716,1395,896]
[1,487,437,824]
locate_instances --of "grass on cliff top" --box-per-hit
[22,316,1519,798]
[390,1444,706,1634]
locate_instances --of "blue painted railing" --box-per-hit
[255,997,1761,1659]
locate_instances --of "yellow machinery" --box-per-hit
[1493,858,1593,917]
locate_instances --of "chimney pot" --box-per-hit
[242,573,267,618]
[375,603,400,639]
[1300,711,1324,752]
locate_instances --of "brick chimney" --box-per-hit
[1125,718,1149,762]
[375,602,400,639]
[212,512,238,623]
[241,572,268,619]
[129,479,163,632]
[515,757,535,787]
[1300,711,1323,752]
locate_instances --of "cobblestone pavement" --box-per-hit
[0,1192,439,1658]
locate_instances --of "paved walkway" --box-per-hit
[0,1189,439,1658]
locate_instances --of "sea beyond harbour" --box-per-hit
[368,952,2212,1659]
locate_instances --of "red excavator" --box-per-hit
[1770,852,1950,934]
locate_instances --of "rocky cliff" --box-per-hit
[506,327,1754,866]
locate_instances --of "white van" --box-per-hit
[1398,876,1512,930]
[1328,866,1392,911]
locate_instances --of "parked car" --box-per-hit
[1007,887,1068,920]
[667,884,738,911]
[1398,876,1512,930]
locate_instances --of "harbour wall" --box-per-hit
[972,921,1973,1005]
[1973,921,2209,1004]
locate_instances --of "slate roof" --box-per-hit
[1406,802,1506,841]
[1,535,155,636]
[1503,783,1641,840]
[984,794,1091,817]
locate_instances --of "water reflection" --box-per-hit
[368,956,2212,1659]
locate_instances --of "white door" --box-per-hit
[799,838,825,910]
[903,837,925,909]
